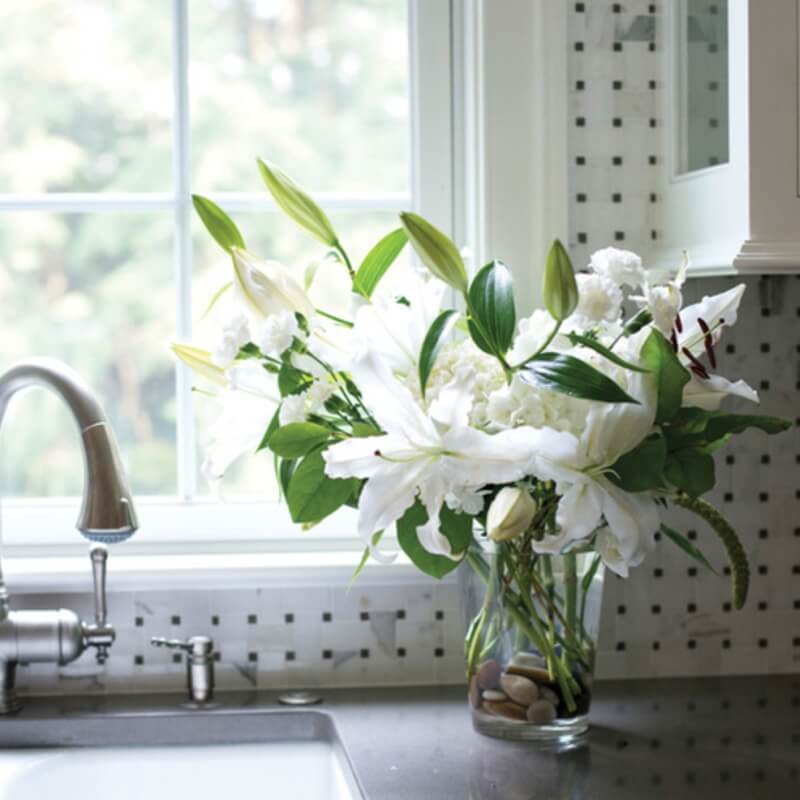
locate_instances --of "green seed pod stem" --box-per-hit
[673,493,750,609]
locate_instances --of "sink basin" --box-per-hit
[0,709,363,800]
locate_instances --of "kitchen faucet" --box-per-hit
[0,358,138,712]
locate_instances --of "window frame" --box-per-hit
[0,0,569,575]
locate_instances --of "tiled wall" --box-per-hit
[568,0,800,678]
[9,1,800,697]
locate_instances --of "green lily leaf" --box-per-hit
[664,448,715,497]
[566,332,649,373]
[257,408,282,452]
[641,329,690,424]
[666,408,792,452]
[522,352,639,404]
[660,524,717,574]
[354,228,408,297]
[467,261,516,357]
[277,362,312,397]
[543,239,578,322]
[192,195,245,253]
[418,310,460,399]
[277,457,297,500]
[286,449,358,523]
[396,501,473,579]
[608,434,667,492]
[268,423,332,459]
[257,158,338,247]
[399,212,468,293]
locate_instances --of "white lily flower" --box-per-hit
[323,349,543,558]
[231,247,315,321]
[529,365,660,574]
[675,284,758,408]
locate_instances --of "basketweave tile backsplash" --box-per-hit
[10,1,800,697]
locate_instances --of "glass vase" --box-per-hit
[460,541,605,744]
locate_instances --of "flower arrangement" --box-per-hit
[174,160,790,736]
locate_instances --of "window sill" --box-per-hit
[2,549,446,595]
[0,498,450,593]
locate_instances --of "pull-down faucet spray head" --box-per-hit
[0,358,138,542]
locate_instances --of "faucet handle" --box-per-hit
[151,635,216,704]
[83,544,115,663]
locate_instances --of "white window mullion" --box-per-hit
[172,0,196,501]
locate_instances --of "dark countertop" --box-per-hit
[0,676,798,799]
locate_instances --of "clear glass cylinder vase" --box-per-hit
[460,542,605,744]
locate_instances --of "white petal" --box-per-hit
[323,435,407,479]
[533,481,603,555]
[350,348,438,443]
[429,368,475,428]
[683,373,759,410]
[355,460,429,542]
[678,283,745,356]
[580,368,657,465]
[203,390,274,481]
[416,515,456,559]
[439,426,542,487]
[598,480,659,564]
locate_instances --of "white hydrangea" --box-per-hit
[506,310,562,366]
[259,310,299,356]
[589,247,645,289]
[211,314,251,368]
[279,394,307,426]
[416,339,506,428]
[485,374,589,437]
[573,273,623,324]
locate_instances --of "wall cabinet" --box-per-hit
[654,0,800,275]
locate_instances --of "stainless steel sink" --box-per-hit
[0,709,364,800]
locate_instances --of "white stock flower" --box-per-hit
[589,247,645,289]
[573,273,623,324]
[631,252,688,335]
[305,380,335,412]
[323,349,543,560]
[211,314,250,367]
[259,309,299,355]
[279,394,307,426]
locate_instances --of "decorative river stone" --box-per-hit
[500,673,540,706]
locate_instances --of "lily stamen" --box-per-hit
[681,346,710,379]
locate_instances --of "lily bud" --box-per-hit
[231,248,315,321]
[543,239,578,322]
[171,344,227,388]
[487,487,538,542]
[399,212,469,294]
[257,159,338,247]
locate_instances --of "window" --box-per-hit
[0,1,566,559]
